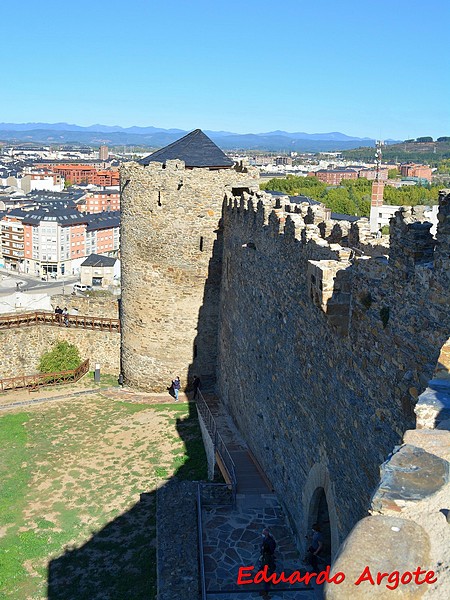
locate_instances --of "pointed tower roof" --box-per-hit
[139,129,234,168]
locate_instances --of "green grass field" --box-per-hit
[0,396,206,599]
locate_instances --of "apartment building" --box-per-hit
[76,188,120,213]
[399,163,433,182]
[311,169,358,185]
[50,165,119,186]
[358,168,389,181]
[85,212,120,257]
[1,215,25,271]
[1,207,120,277]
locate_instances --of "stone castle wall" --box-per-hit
[216,190,450,555]
[119,159,259,391]
[0,325,120,378]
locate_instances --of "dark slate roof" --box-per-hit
[139,129,234,168]
[20,207,88,226]
[85,211,120,231]
[331,212,360,222]
[81,253,117,267]
[265,190,321,206]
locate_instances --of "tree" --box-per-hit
[416,137,433,143]
[39,341,81,373]
[388,168,399,179]
[437,137,450,143]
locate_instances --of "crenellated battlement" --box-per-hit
[218,188,450,563]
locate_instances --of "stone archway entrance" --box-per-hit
[308,486,332,566]
[302,462,339,559]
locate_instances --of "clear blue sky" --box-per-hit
[2,0,449,139]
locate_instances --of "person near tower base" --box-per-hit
[172,376,181,401]
[307,523,323,571]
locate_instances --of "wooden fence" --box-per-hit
[0,358,90,393]
[0,311,120,333]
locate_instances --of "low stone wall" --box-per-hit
[0,325,120,378]
[50,294,119,319]
[156,480,199,600]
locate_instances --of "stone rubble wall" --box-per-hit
[119,159,259,392]
[156,481,199,600]
[50,295,119,319]
[216,190,450,559]
[0,325,120,378]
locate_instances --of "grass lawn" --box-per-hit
[0,395,207,599]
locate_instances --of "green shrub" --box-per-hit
[38,341,81,373]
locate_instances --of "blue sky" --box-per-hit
[2,0,449,139]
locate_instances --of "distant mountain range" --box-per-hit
[0,122,400,152]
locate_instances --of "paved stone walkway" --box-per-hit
[201,395,324,599]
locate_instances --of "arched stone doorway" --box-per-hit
[302,462,340,560]
[307,487,331,566]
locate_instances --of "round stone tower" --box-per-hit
[120,129,259,391]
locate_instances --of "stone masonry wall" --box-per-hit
[0,325,120,378]
[216,190,450,555]
[120,159,259,391]
[50,295,119,319]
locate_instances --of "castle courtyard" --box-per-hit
[0,390,206,599]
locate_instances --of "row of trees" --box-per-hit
[404,137,450,143]
[261,176,441,218]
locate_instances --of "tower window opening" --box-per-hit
[200,236,204,252]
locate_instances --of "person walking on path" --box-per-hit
[192,375,201,400]
[259,528,277,599]
[307,523,323,572]
[172,376,181,402]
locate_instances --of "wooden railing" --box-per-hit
[0,311,120,333]
[0,358,90,392]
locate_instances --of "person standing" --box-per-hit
[259,528,276,599]
[192,375,201,400]
[307,523,323,572]
[55,305,63,324]
[172,376,181,402]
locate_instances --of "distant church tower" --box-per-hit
[120,130,259,391]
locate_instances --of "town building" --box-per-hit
[99,145,109,161]
[75,188,120,213]
[85,211,120,257]
[50,165,119,186]
[399,163,432,182]
[311,169,358,185]
[0,205,120,277]
[0,214,25,271]
[358,168,388,181]
[80,253,120,288]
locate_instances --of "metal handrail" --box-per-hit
[0,311,120,332]
[196,390,237,506]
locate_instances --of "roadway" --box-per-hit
[0,270,79,297]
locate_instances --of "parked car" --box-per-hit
[73,283,93,294]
